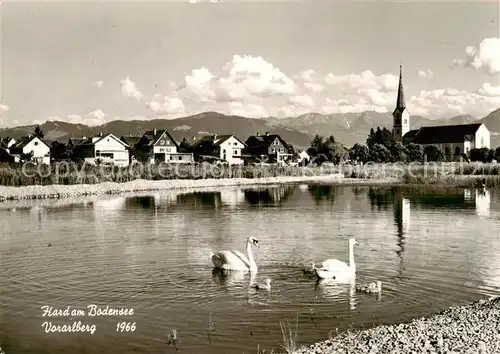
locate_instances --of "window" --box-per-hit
[34,141,39,146]
[160,148,164,152]
[454,146,460,155]
[233,142,237,146]
[271,148,276,153]
[166,148,171,152]
[166,140,170,145]
[404,119,408,124]
[178,156,182,160]
[274,140,279,145]
[233,150,238,155]
[481,137,485,147]
[279,148,284,153]
[396,129,400,134]
[223,149,226,153]
[170,155,173,160]
[395,117,401,125]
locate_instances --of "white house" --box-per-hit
[135,129,194,164]
[192,134,246,165]
[73,133,130,167]
[8,136,51,164]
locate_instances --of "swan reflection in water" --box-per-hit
[211,268,257,290]
[315,278,358,310]
[211,269,272,306]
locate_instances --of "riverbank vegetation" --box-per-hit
[1,160,500,188]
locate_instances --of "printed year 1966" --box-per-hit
[116,322,136,332]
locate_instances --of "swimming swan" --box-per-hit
[315,238,359,280]
[356,280,382,294]
[210,236,260,271]
[252,278,271,291]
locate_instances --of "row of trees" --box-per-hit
[306,127,500,164]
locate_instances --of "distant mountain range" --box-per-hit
[1,108,499,149]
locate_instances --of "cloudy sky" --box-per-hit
[0,0,499,127]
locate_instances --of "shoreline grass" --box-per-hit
[0,161,499,201]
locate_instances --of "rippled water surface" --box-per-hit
[1,184,499,354]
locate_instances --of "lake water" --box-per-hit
[1,183,499,354]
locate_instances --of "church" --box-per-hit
[392,65,490,162]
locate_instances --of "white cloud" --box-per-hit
[64,110,107,126]
[407,87,500,118]
[325,70,399,92]
[0,104,9,112]
[227,102,268,118]
[120,77,143,100]
[452,37,500,75]
[93,80,104,88]
[477,82,500,97]
[34,54,500,126]
[304,82,325,92]
[146,95,185,115]
[416,69,434,79]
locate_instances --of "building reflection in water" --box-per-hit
[393,189,410,280]
[219,187,245,209]
[92,196,126,220]
[307,184,338,205]
[243,185,295,206]
[473,189,490,217]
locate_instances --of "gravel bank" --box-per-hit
[293,296,499,354]
[0,175,401,202]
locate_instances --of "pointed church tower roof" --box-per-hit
[396,64,405,109]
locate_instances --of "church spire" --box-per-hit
[396,64,405,109]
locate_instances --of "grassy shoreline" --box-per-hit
[0,162,499,201]
[287,296,500,354]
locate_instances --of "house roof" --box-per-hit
[10,136,50,149]
[120,135,142,147]
[404,123,484,144]
[141,129,179,148]
[245,134,290,149]
[68,138,86,146]
[77,133,129,148]
[193,134,245,147]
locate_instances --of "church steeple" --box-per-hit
[392,64,410,143]
[396,64,405,109]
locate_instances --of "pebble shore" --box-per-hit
[293,296,499,354]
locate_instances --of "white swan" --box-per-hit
[210,236,260,271]
[315,238,359,280]
[252,278,271,291]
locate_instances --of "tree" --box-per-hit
[308,134,324,157]
[369,143,391,163]
[486,149,495,163]
[495,147,500,162]
[469,148,489,162]
[349,143,369,164]
[405,143,423,162]
[366,128,376,150]
[50,141,71,160]
[178,138,191,153]
[389,142,407,162]
[34,125,44,139]
[423,145,444,162]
